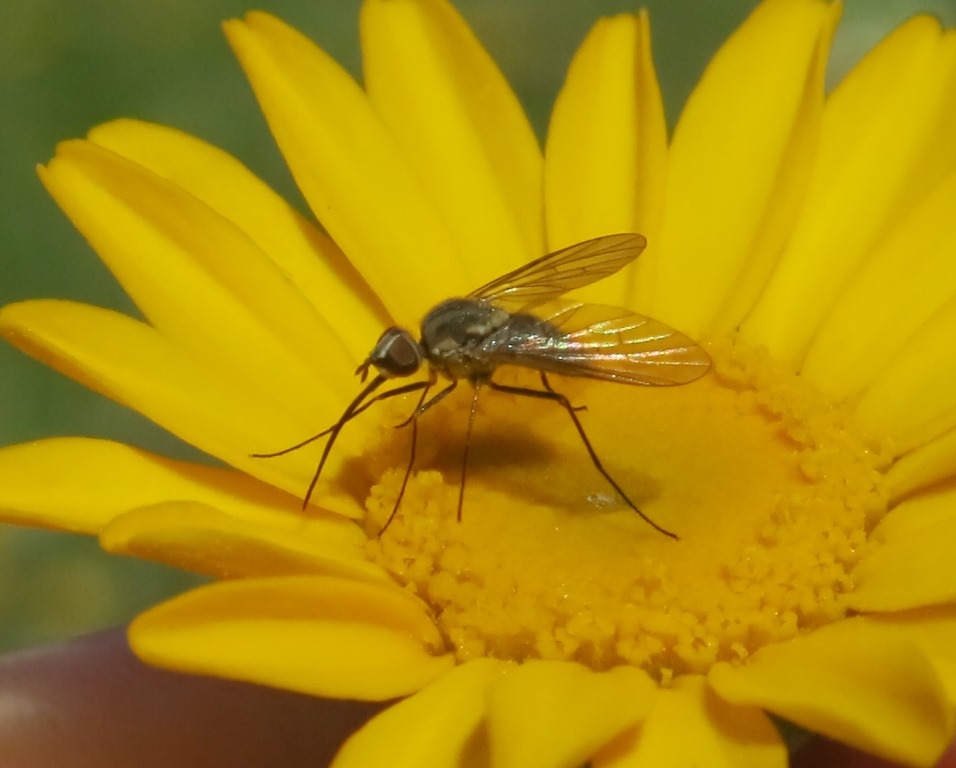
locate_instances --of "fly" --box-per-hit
[254,233,711,539]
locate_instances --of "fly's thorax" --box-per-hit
[420,298,510,377]
[367,327,423,378]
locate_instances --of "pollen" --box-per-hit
[360,338,890,680]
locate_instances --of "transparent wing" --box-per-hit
[469,233,646,313]
[485,300,711,386]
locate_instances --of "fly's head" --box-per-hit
[356,327,424,382]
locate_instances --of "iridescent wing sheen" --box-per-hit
[469,233,646,313]
[484,300,711,386]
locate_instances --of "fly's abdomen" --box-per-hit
[479,313,562,358]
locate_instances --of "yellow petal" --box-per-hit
[891,30,956,218]
[864,606,956,707]
[129,575,454,700]
[543,11,666,308]
[87,118,390,362]
[100,500,387,584]
[0,300,363,516]
[593,676,785,768]
[361,0,542,285]
[487,661,655,768]
[854,298,956,454]
[708,617,953,766]
[743,15,956,366]
[0,437,348,533]
[848,513,956,613]
[223,12,465,328]
[887,426,956,501]
[40,139,353,401]
[652,0,836,336]
[877,479,956,541]
[803,169,956,399]
[332,659,508,768]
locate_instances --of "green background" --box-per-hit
[1,0,953,652]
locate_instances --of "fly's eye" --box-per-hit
[370,328,422,377]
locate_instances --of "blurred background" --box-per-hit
[1,0,953,652]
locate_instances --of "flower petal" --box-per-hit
[803,169,956,400]
[887,426,956,501]
[361,0,542,285]
[223,12,465,327]
[100,501,387,584]
[543,11,666,308]
[593,676,785,768]
[708,617,954,766]
[848,512,956,613]
[0,301,363,516]
[743,16,956,366]
[40,139,353,400]
[129,575,454,700]
[331,659,509,768]
[864,607,956,707]
[893,29,956,217]
[652,0,836,336]
[854,298,956,454]
[86,118,390,362]
[486,661,655,768]
[0,437,350,533]
[877,479,956,540]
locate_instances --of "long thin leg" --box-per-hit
[299,375,408,509]
[540,372,585,411]
[458,386,481,522]
[301,374,436,509]
[379,417,418,536]
[395,378,459,427]
[252,379,433,458]
[489,379,679,540]
[377,380,434,536]
[403,379,433,428]
[373,376,467,535]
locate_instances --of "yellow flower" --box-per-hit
[3,0,956,765]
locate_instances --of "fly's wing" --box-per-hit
[469,233,646,313]
[486,300,711,386]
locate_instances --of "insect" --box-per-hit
[254,233,711,539]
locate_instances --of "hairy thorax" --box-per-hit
[420,298,510,380]
[420,298,563,382]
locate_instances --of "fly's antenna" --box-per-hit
[356,357,373,382]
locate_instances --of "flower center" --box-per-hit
[359,338,890,680]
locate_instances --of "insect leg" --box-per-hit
[458,385,481,522]
[395,378,459,426]
[299,375,434,510]
[378,378,436,536]
[375,377,462,534]
[393,370,440,428]
[379,416,418,537]
[539,372,586,412]
[252,379,433,459]
[488,379,679,540]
